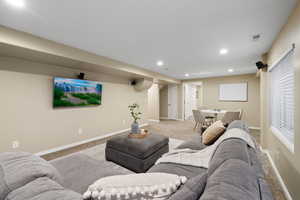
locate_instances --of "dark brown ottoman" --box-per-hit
[105,133,169,173]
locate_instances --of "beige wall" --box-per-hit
[177,84,184,120]
[196,85,203,107]
[147,83,160,121]
[159,86,168,118]
[262,1,300,199]
[185,74,260,127]
[0,57,148,154]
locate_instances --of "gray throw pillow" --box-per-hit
[176,135,207,150]
[168,173,207,200]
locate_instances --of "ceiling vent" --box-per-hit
[252,34,261,41]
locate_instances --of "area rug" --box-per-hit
[79,138,183,174]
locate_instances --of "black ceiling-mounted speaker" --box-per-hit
[256,61,268,70]
[77,73,85,80]
[130,80,137,86]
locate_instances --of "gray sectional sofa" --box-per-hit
[0,121,273,200]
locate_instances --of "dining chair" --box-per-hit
[221,111,241,125]
[192,110,206,131]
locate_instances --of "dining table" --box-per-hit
[200,109,227,120]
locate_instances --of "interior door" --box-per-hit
[168,84,178,120]
[184,84,197,120]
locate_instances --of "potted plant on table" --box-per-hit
[128,103,142,134]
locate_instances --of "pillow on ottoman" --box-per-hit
[168,172,207,200]
[83,173,187,200]
[202,121,226,145]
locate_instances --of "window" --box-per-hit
[269,47,295,151]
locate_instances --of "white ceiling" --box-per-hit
[0,0,297,79]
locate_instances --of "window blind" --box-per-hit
[270,48,295,145]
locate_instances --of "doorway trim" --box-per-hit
[182,81,203,120]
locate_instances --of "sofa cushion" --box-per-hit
[200,159,260,200]
[106,133,169,159]
[51,153,130,194]
[0,165,10,200]
[5,177,82,200]
[202,121,226,145]
[258,178,274,200]
[168,173,207,200]
[176,135,207,150]
[208,138,250,176]
[248,148,265,179]
[0,152,63,199]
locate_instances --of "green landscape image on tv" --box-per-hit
[53,77,102,107]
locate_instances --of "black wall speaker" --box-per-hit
[77,73,85,80]
[256,61,268,70]
[130,80,137,86]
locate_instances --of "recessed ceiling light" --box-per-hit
[219,48,228,55]
[228,68,234,73]
[156,60,164,67]
[185,73,190,77]
[5,0,25,8]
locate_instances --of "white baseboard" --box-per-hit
[148,119,160,123]
[159,117,184,121]
[260,147,293,200]
[249,126,261,130]
[35,123,148,156]
[159,117,169,120]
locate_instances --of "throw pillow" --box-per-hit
[168,172,207,200]
[83,173,187,200]
[202,121,226,145]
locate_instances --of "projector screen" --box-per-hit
[219,83,248,102]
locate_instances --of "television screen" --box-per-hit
[53,77,102,108]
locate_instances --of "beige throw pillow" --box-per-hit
[202,120,226,145]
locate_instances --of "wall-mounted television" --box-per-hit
[53,77,102,108]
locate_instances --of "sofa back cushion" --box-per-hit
[168,173,207,200]
[208,138,250,176]
[200,159,260,200]
[5,177,82,200]
[0,152,63,199]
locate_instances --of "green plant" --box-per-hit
[128,103,142,123]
